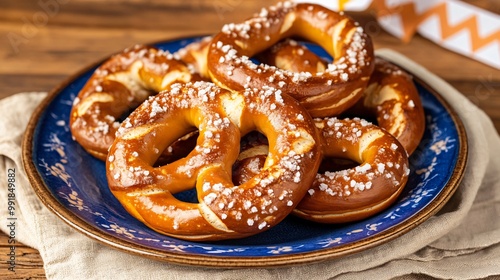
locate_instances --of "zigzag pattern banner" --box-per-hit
[294,0,500,69]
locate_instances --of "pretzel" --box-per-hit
[294,118,410,223]
[106,81,322,241]
[234,118,410,223]
[174,36,212,79]
[257,39,327,73]
[231,131,269,185]
[70,45,195,160]
[349,58,425,155]
[207,1,375,117]
[259,40,425,154]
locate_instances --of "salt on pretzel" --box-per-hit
[234,118,410,223]
[259,40,425,154]
[293,117,409,223]
[207,1,375,117]
[350,58,425,155]
[106,81,322,241]
[70,45,195,160]
[257,39,327,73]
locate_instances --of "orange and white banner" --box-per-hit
[294,0,500,69]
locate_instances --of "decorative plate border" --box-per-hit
[22,36,468,268]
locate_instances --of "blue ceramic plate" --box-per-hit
[23,37,467,267]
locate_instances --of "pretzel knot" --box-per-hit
[259,40,425,155]
[234,118,410,224]
[106,81,322,241]
[207,1,375,117]
[69,45,195,160]
[294,118,410,223]
[351,58,425,155]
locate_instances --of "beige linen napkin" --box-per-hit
[1,50,500,279]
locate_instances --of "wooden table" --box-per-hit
[1,1,499,279]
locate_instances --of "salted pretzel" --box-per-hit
[106,81,322,241]
[175,37,324,85]
[349,58,425,155]
[70,45,196,160]
[294,117,409,223]
[259,40,425,154]
[234,118,410,223]
[207,1,375,117]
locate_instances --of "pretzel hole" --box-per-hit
[153,130,199,166]
[255,40,332,73]
[173,187,199,204]
[318,157,358,174]
[231,131,269,185]
[149,129,200,203]
[289,41,333,62]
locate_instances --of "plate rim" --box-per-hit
[22,35,468,268]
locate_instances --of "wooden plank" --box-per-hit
[0,232,46,279]
[0,74,65,99]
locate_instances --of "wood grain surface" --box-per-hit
[1,0,499,279]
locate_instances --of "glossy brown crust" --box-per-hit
[258,39,327,73]
[174,36,212,79]
[69,45,194,160]
[294,118,409,223]
[206,1,375,117]
[349,58,426,155]
[234,118,410,224]
[260,40,425,155]
[106,81,322,241]
[22,38,469,266]
[232,131,269,185]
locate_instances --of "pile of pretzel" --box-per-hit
[69,1,425,241]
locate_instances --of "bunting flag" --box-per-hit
[294,0,500,69]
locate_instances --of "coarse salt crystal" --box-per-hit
[202,182,211,192]
[258,221,267,230]
[203,193,217,205]
[377,163,386,174]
